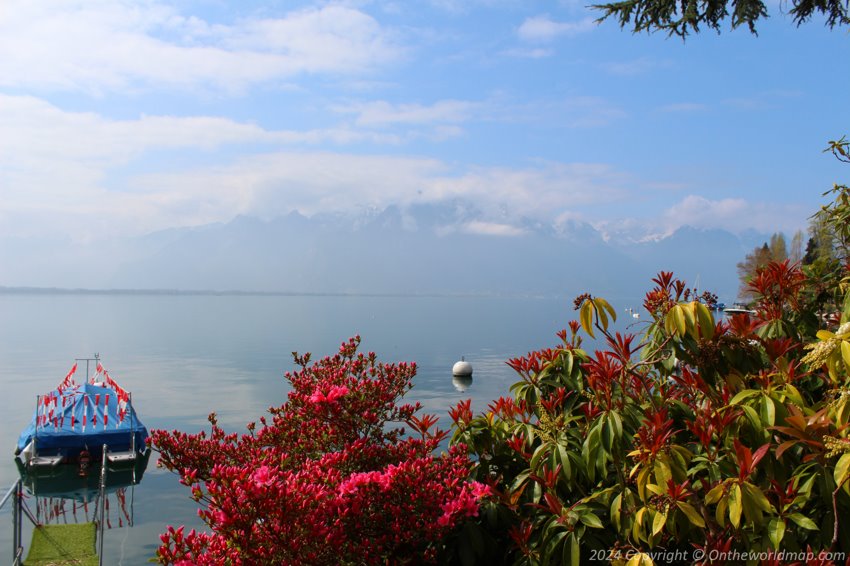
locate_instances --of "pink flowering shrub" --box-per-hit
[152,336,490,565]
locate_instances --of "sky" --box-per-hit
[0,0,848,249]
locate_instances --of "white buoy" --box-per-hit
[452,357,473,377]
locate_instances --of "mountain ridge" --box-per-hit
[0,206,755,301]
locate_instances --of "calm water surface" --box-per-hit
[0,292,640,563]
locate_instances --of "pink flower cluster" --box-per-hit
[152,337,488,565]
[308,384,349,404]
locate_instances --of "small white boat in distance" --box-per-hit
[724,302,756,315]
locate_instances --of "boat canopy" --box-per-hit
[16,362,147,458]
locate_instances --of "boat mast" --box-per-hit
[75,353,100,384]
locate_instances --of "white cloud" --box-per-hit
[461,221,526,236]
[517,15,595,42]
[0,1,404,94]
[0,91,632,241]
[334,99,478,127]
[503,47,554,59]
[661,196,808,234]
[11,96,797,250]
[593,196,810,242]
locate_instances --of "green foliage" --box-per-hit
[592,0,849,37]
[449,140,850,564]
[737,233,791,300]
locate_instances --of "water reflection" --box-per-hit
[17,452,150,529]
[452,374,473,392]
[0,292,591,563]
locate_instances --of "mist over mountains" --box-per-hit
[0,202,756,302]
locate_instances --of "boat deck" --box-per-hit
[25,522,98,565]
[27,455,64,469]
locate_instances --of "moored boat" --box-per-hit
[14,358,148,469]
[723,302,756,315]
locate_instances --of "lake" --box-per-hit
[0,291,642,564]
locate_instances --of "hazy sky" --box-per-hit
[1,0,847,245]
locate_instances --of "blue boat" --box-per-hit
[14,358,148,469]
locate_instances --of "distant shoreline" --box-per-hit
[0,285,562,300]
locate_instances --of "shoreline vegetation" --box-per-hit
[151,139,850,564]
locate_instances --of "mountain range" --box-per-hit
[0,203,759,302]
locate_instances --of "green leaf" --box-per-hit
[782,383,805,407]
[787,513,819,530]
[611,492,623,530]
[729,389,759,405]
[761,395,776,426]
[741,404,762,432]
[609,410,623,441]
[568,533,580,566]
[767,518,785,549]
[742,482,774,514]
[580,511,604,529]
[557,444,572,483]
[676,501,705,527]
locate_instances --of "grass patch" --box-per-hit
[25,522,98,565]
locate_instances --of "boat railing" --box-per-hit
[98,444,107,566]
[1,479,24,565]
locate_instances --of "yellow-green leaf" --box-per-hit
[652,510,667,536]
[626,553,655,566]
[787,513,819,530]
[835,453,850,486]
[742,482,774,514]
[767,517,785,549]
[676,501,705,527]
[595,297,617,324]
[672,305,687,335]
[841,341,850,370]
[818,329,836,341]
[729,484,742,528]
[580,301,595,338]
[683,302,698,339]
[695,302,715,339]
[705,484,724,505]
